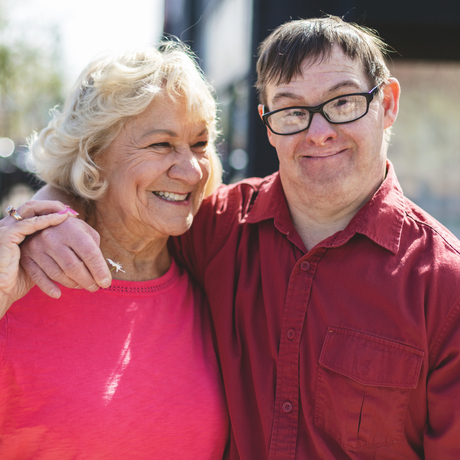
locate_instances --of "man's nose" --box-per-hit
[168,149,203,184]
[304,112,338,145]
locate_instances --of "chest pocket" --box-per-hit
[314,327,424,452]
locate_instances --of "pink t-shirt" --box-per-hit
[0,259,229,459]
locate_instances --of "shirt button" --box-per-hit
[287,329,295,340]
[282,401,293,413]
[300,260,311,271]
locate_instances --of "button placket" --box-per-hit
[269,257,317,460]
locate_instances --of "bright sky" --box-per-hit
[8,0,164,89]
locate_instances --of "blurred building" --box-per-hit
[164,0,460,235]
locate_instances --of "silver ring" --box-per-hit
[6,205,23,221]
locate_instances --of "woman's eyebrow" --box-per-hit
[142,129,177,138]
[141,127,208,140]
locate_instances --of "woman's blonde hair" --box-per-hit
[29,40,222,201]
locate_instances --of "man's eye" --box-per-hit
[335,99,348,107]
[330,97,356,112]
[284,109,307,118]
[278,108,308,125]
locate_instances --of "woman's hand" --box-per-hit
[0,201,76,318]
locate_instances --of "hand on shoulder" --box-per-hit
[0,201,75,317]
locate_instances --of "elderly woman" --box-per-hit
[0,43,229,458]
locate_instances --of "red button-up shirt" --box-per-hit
[171,161,460,459]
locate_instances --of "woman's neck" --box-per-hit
[102,238,172,281]
[87,210,172,281]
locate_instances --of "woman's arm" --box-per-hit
[0,201,75,317]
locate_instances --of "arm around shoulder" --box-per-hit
[34,184,87,217]
[20,187,111,297]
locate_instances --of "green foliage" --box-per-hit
[0,2,65,142]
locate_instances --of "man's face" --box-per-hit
[259,46,399,217]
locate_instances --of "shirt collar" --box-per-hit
[244,160,405,254]
[244,172,293,231]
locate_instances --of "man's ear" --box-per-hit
[382,77,400,129]
[257,104,265,120]
[258,104,276,147]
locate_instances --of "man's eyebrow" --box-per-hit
[324,81,363,95]
[272,91,304,103]
[271,81,365,105]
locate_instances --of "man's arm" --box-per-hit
[20,185,111,298]
[424,307,460,457]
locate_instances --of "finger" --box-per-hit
[70,229,112,289]
[19,257,63,299]
[21,250,81,289]
[52,245,105,292]
[22,230,105,292]
[5,213,70,245]
[20,216,111,292]
[16,200,78,219]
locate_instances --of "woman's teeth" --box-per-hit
[153,191,188,202]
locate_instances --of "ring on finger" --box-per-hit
[6,205,24,221]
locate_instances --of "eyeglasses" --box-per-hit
[262,84,382,136]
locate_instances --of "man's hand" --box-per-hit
[0,201,73,316]
[20,211,112,299]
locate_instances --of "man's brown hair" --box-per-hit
[256,15,391,106]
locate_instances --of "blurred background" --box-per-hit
[1,0,460,235]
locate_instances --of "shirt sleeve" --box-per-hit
[424,298,460,457]
[169,184,237,286]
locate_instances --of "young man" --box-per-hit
[21,16,460,459]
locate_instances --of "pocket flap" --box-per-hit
[319,327,424,388]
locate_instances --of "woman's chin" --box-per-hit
[162,219,194,237]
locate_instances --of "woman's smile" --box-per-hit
[152,191,189,202]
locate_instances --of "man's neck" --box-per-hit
[287,204,352,251]
[280,162,387,251]
[285,189,377,251]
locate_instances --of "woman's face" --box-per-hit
[96,93,211,240]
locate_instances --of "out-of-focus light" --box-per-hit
[0,138,15,158]
[229,149,249,171]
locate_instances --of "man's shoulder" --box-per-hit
[402,196,460,260]
[199,173,279,217]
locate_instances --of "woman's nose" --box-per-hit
[168,149,203,185]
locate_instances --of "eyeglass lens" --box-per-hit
[267,94,369,135]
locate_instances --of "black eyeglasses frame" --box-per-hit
[262,83,382,136]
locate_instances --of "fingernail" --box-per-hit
[99,277,111,289]
[57,208,79,216]
[50,289,61,299]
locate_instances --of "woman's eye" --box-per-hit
[150,143,172,152]
[192,141,208,153]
